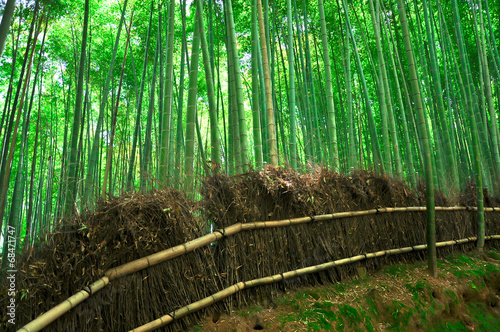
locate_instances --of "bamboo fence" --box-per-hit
[129,235,500,332]
[17,206,500,332]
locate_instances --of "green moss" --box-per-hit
[466,302,500,332]
[430,320,467,331]
[366,294,379,316]
[384,264,409,277]
[236,305,262,318]
[406,280,429,301]
[388,301,414,331]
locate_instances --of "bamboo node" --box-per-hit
[214,228,226,238]
[82,285,92,296]
[376,208,380,214]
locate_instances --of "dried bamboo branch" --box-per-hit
[130,235,500,332]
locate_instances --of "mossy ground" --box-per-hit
[192,249,500,331]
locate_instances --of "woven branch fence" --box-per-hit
[17,206,500,332]
[130,235,500,332]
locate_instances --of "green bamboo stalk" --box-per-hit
[159,0,176,184]
[285,0,297,170]
[64,0,89,216]
[141,23,160,191]
[225,0,250,170]
[184,10,201,196]
[197,0,220,166]
[477,0,500,191]
[251,0,264,170]
[174,0,188,189]
[483,0,500,79]
[383,15,416,186]
[451,0,485,250]
[369,0,392,176]
[225,7,240,174]
[342,0,383,172]
[293,0,314,162]
[257,0,278,166]
[0,0,16,58]
[420,0,458,193]
[397,0,437,277]
[318,0,339,171]
[0,9,39,231]
[102,9,133,198]
[302,3,323,164]
[344,18,357,171]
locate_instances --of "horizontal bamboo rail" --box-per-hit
[130,235,500,332]
[108,206,496,279]
[17,206,500,332]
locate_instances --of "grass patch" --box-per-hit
[466,302,500,331]
[430,320,467,332]
[236,305,262,318]
[406,280,429,301]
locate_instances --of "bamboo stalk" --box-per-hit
[130,235,498,332]
[19,206,499,331]
[17,277,109,332]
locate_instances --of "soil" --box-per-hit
[190,250,500,332]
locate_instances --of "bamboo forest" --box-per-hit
[0,0,500,330]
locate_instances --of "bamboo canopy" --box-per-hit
[130,235,500,332]
[16,205,500,332]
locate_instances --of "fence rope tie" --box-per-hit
[376,208,380,214]
[82,285,92,296]
[310,215,316,222]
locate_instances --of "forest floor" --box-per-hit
[190,249,500,332]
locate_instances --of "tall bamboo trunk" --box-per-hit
[397,0,437,277]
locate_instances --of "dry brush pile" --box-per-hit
[2,167,500,331]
